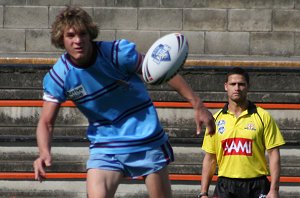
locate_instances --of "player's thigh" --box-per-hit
[87,168,123,198]
[144,166,172,198]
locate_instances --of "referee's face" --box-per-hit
[224,74,248,104]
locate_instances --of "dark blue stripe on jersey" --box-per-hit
[114,40,120,69]
[89,129,165,149]
[74,82,119,104]
[49,69,64,88]
[110,40,116,66]
[92,99,153,126]
[61,55,70,71]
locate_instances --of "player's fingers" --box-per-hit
[33,160,46,182]
[34,165,41,181]
[206,119,216,135]
[196,120,202,135]
[33,163,39,180]
[35,166,45,181]
[44,158,52,167]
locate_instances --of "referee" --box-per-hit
[199,67,285,198]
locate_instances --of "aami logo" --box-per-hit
[222,138,253,156]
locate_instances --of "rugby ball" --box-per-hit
[142,33,189,85]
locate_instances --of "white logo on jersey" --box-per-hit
[222,138,253,156]
[67,85,87,100]
[217,120,226,134]
[245,123,256,131]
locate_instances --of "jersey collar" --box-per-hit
[221,101,257,115]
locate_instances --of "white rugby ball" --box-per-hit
[142,33,189,85]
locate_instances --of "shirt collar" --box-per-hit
[221,100,257,115]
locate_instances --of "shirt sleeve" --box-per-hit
[202,131,217,154]
[262,111,286,150]
[43,92,60,103]
[43,60,67,103]
[202,110,222,154]
[114,39,143,74]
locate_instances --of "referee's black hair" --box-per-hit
[226,67,250,85]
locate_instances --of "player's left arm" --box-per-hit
[267,147,281,198]
[115,39,144,75]
[167,74,215,134]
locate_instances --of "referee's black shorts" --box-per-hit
[213,176,270,198]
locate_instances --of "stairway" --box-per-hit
[0,59,299,197]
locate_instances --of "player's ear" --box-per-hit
[224,82,228,91]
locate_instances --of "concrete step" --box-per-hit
[0,127,298,146]
[0,106,298,129]
[0,106,298,145]
[0,63,299,197]
[0,180,299,198]
[0,65,299,103]
[1,146,299,176]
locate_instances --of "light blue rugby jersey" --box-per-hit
[43,39,168,154]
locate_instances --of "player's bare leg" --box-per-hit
[144,166,172,198]
[87,169,123,198]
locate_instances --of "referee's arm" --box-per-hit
[200,152,217,196]
[267,147,281,196]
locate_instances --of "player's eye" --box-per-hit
[65,33,75,38]
[79,31,88,37]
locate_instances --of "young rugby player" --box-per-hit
[33,6,215,198]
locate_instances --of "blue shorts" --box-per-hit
[86,141,174,178]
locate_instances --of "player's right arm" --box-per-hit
[167,74,215,135]
[33,101,60,182]
[200,152,217,197]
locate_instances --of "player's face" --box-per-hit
[63,27,93,66]
[224,74,248,104]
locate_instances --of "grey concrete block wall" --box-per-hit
[0,6,3,28]
[183,9,227,31]
[4,6,48,28]
[0,0,300,57]
[26,29,58,52]
[139,8,182,30]
[228,9,272,31]
[94,8,137,30]
[251,32,295,56]
[0,29,25,52]
[273,10,300,31]
[205,32,249,55]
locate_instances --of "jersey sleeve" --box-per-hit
[262,110,286,150]
[43,59,67,103]
[43,91,60,103]
[202,131,217,154]
[116,39,142,73]
[97,39,143,75]
[202,111,220,154]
